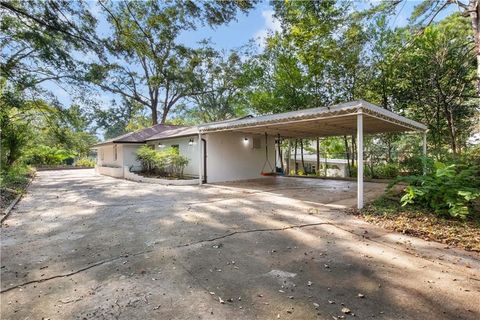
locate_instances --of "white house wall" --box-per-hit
[122,144,142,170]
[96,144,142,178]
[96,132,276,183]
[96,144,123,168]
[205,132,276,183]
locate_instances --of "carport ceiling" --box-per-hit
[199,100,427,138]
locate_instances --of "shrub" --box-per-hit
[0,165,34,192]
[23,145,76,166]
[375,163,400,179]
[399,156,433,175]
[389,162,480,219]
[169,153,189,177]
[136,146,158,173]
[135,146,189,178]
[75,157,95,167]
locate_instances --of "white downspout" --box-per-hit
[357,110,364,210]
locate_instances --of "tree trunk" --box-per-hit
[300,139,305,173]
[443,106,458,155]
[351,135,356,168]
[286,140,292,175]
[160,110,168,124]
[468,0,480,96]
[316,137,320,176]
[343,135,351,177]
[294,139,298,175]
[151,107,158,125]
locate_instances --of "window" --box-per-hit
[100,149,104,161]
[171,144,179,153]
[113,145,117,161]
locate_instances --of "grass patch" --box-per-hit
[355,196,480,252]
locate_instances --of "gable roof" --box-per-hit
[146,126,199,141]
[93,124,186,147]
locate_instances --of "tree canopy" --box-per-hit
[1,0,478,174]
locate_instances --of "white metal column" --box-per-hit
[198,132,202,185]
[422,131,427,175]
[357,111,364,209]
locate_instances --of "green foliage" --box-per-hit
[377,163,400,178]
[0,165,33,192]
[136,146,159,173]
[390,162,480,219]
[182,50,248,123]
[136,146,189,178]
[24,145,76,166]
[1,0,100,92]
[399,156,433,176]
[1,80,97,170]
[75,157,96,168]
[85,0,257,125]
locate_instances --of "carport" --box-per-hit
[197,100,427,209]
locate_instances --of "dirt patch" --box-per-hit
[353,197,480,252]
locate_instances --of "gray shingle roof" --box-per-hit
[93,124,187,147]
[146,126,199,141]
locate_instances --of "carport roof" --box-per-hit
[94,100,427,146]
[199,100,426,138]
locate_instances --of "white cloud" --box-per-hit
[254,10,281,48]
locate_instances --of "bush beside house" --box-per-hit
[136,145,189,178]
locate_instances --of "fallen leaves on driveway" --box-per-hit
[352,198,480,252]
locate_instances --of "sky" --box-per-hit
[47,0,457,110]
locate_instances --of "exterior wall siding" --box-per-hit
[97,132,276,183]
[205,132,276,183]
[96,144,123,168]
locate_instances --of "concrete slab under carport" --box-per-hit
[211,176,388,209]
[1,169,479,320]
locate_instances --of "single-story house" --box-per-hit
[93,100,427,209]
[93,116,276,183]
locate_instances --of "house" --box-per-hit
[93,100,427,209]
[94,116,276,183]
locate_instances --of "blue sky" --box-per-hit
[48,0,456,110]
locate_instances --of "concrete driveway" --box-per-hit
[1,169,479,320]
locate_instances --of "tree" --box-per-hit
[185,49,248,122]
[0,0,100,93]
[1,0,100,169]
[391,14,477,155]
[88,98,148,140]
[385,0,480,95]
[85,0,257,125]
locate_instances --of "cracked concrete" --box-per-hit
[1,169,479,319]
